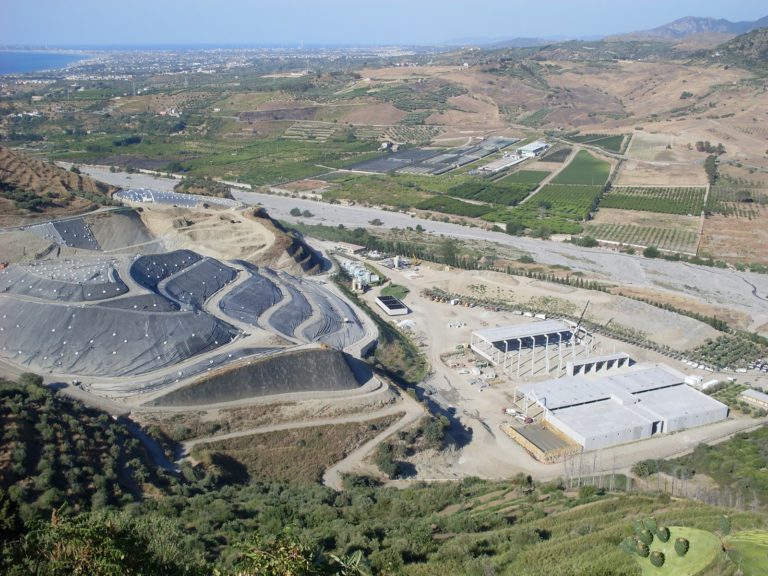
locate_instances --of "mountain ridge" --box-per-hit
[608,14,768,41]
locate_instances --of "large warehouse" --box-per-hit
[470,320,593,377]
[514,364,728,451]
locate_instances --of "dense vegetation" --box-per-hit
[491,184,604,236]
[687,334,765,369]
[447,179,539,207]
[0,375,169,529]
[633,426,768,509]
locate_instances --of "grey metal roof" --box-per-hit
[741,388,768,404]
[518,365,685,410]
[472,320,571,344]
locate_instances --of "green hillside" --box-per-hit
[2,374,768,575]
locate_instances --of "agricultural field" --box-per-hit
[385,124,443,142]
[585,207,701,253]
[354,125,388,140]
[539,146,572,163]
[566,133,629,153]
[526,184,604,220]
[601,186,707,215]
[706,178,768,218]
[448,178,541,206]
[700,203,768,265]
[587,223,699,253]
[282,121,337,142]
[501,169,550,185]
[551,150,611,186]
[488,184,604,235]
[624,131,677,162]
[318,172,475,209]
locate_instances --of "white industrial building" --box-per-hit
[479,154,526,173]
[375,295,409,316]
[518,140,550,158]
[514,365,729,451]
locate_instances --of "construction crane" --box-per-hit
[573,300,590,345]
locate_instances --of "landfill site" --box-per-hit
[2,175,768,484]
[0,192,379,413]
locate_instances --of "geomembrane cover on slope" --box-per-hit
[130,250,202,292]
[149,348,361,406]
[267,272,312,339]
[299,280,365,349]
[219,267,283,326]
[0,261,128,301]
[164,258,238,309]
[51,218,101,251]
[0,299,239,377]
[95,294,179,312]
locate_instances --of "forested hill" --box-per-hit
[711,27,768,72]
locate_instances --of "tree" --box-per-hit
[439,238,458,266]
[290,207,302,217]
[643,246,660,259]
[18,373,43,388]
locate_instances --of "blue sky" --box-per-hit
[2,0,767,46]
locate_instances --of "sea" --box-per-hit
[0,51,89,75]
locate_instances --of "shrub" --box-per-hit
[618,537,637,556]
[657,526,670,542]
[639,529,654,546]
[674,537,689,556]
[719,515,731,536]
[643,518,657,534]
[650,550,665,567]
[636,541,650,558]
[643,246,660,258]
[289,207,302,216]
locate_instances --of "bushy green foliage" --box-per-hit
[657,526,670,542]
[636,541,651,558]
[720,515,732,536]
[0,378,167,530]
[639,528,654,546]
[649,550,665,567]
[2,509,207,576]
[687,335,764,369]
[674,537,690,556]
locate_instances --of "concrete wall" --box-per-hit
[664,404,729,433]
[546,411,652,451]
